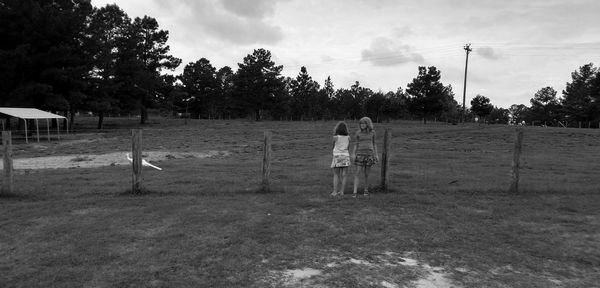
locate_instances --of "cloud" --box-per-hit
[149,0,284,45]
[361,37,424,67]
[476,47,502,60]
[204,17,284,45]
[321,55,334,63]
[219,0,277,19]
[392,26,413,38]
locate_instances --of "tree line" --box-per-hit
[1,1,598,129]
[1,1,180,128]
[505,63,600,127]
[467,63,600,127]
[0,1,458,127]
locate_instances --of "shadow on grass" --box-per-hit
[117,188,163,197]
[253,185,288,194]
[0,192,44,201]
[114,185,289,197]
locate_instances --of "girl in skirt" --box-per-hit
[353,117,378,197]
[331,121,351,196]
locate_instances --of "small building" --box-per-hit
[0,107,69,143]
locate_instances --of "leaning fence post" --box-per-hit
[131,129,143,194]
[262,130,272,192]
[380,128,392,192]
[509,127,524,193]
[2,131,14,195]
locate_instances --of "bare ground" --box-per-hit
[1,150,231,170]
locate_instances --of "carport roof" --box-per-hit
[0,107,66,119]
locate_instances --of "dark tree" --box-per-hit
[0,0,93,121]
[529,86,560,126]
[590,68,600,124]
[179,58,219,119]
[155,74,179,117]
[216,66,235,119]
[470,94,494,123]
[323,76,335,99]
[84,4,130,128]
[561,63,597,125]
[289,66,320,120]
[509,104,529,125]
[333,88,355,120]
[405,66,454,124]
[381,88,409,121]
[115,16,181,124]
[351,81,373,119]
[319,76,336,120]
[488,106,510,124]
[232,48,286,121]
[364,91,386,123]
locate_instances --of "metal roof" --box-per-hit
[0,108,66,119]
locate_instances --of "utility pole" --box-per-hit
[462,43,472,124]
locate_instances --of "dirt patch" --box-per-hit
[1,151,230,170]
[265,251,458,288]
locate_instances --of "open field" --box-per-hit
[1,118,599,287]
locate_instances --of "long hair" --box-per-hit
[358,117,374,133]
[333,121,349,136]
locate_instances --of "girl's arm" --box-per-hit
[353,133,359,159]
[372,131,378,160]
[332,136,337,149]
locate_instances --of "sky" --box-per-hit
[91,0,600,108]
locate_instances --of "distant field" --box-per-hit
[1,118,599,287]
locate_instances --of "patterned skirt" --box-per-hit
[331,154,351,168]
[353,153,378,166]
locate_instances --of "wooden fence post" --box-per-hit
[262,130,272,192]
[2,131,14,195]
[24,119,28,144]
[35,119,39,143]
[380,128,392,193]
[131,129,142,194]
[509,128,524,193]
[46,119,50,141]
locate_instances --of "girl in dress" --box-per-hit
[352,117,378,197]
[331,121,351,196]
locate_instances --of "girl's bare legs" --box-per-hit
[363,165,371,195]
[332,168,339,196]
[340,167,348,195]
[353,166,363,196]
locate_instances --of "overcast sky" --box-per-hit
[92,0,600,108]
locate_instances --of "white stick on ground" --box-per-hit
[126,153,163,171]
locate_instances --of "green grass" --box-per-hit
[1,118,599,287]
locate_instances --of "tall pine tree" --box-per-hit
[406,66,454,124]
[232,48,285,121]
[561,63,597,124]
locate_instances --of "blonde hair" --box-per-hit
[358,117,374,132]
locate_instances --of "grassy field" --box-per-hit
[1,118,599,287]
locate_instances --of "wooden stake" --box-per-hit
[509,128,524,193]
[261,130,272,192]
[380,128,392,192]
[35,119,39,142]
[46,119,50,141]
[2,131,14,195]
[131,129,143,194]
[24,119,28,144]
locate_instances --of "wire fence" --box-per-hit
[2,119,600,197]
